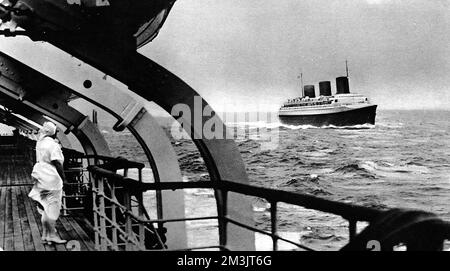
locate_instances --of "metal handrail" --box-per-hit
[86,170,385,223]
[87,164,387,251]
[87,158,450,251]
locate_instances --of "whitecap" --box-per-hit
[359,161,430,175]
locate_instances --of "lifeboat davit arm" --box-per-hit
[0,0,255,250]
[0,52,110,157]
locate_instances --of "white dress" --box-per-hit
[28,136,65,220]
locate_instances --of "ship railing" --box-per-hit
[88,162,168,251]
[86,157,450,251]
[60,150,116,216]
[0,135,35,165]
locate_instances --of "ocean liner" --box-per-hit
[278,69,377,127]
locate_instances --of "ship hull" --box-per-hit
[278,105,377,127]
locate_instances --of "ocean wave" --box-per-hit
[299,227,346,242]
[279,176,332,196]
[116,167,154,182]
[338,195,388,209]
[279,123,374,130]
[376,122,404,129]
[359,161,430,174]
[185,188,215,198]
[228,121,375,130]
[227,121,285,129]
[335,163,368,173]
[320,124,375,130]
[178,152,207,173]
[335,161,430,176]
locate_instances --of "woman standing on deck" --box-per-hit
[28,121,67,245]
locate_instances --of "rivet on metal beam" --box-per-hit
[83,80,92,89]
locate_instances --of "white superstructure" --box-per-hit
[279,93,373,116]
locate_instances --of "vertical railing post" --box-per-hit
[123,190,134,251]
[62,192,68,216]
[270,202,278,251]
[110,182,118,250]
[98,177,108,250]
[138,167,144,247]
[137,192,146,248]
[216,188,228,250]
[91,172,100,251]
[348,219,357,241]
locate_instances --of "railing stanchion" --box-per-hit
[349,219,357,241]
[98,177,108,250]
[110,182,119,250]
[123,189,134,250]
[92,173,100,250]
[270,202,278,251]
[216,188,228,251]
[137,192,146,248]
[83,157,450,252]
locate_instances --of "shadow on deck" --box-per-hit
[0,151,95,251]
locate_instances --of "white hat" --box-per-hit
[40,121,57,137]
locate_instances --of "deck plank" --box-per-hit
[0,188,5,249]
[67,216,96,251]
[11,186,25,251]
[29,194,56,252]
[74,214,96,245]
[55,219,73,251]
[21,186,45,251]
[59,217,89,251]
[1,151,96,251]
[52,219,67,251]
[0,188,6,249]
[17,186,38,251]
[4,187,14,251]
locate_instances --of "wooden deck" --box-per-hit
[0,152,96,251]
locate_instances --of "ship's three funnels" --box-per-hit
[304,77,350,97]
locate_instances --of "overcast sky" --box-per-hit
[0,0,449,113]
[141,0,450,111]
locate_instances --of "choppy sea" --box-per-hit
[103,110,450,250]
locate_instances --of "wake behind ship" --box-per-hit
[278,75,377,126]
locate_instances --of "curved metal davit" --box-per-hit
[0,1,255,250]
[0,51,187,248]
[0,54,110,157]
[0,99,73,148]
